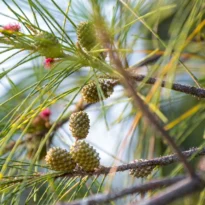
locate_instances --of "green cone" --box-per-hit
[129,159,156,178]
[70,141,100,172]
[45,147,76,171]
[81,79,115,103]
[77,22,97,51]
[69,111,90,140]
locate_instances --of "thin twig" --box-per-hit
[1,148,204,204]
[3,147,204,179]
[128,71,205,99]
[138,176,204,205]
[67,176,186,205]
[58,147,205,178]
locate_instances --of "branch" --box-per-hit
[128,71,205,99]
[57,147,205,205]
[3,147,204,180]
[2,148,204,204]
[138,176,204,205]
[68,176,186,205]
[58,147,205,177]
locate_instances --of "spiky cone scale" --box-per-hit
[45,147,76,172]
[70,141,100,172]
[81,79,115,103]
[69,111,90,140]
[77,22,97,51]
[129,159,156,178]
[34,32,64,58]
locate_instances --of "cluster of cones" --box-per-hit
[1,22,155,177]
[45,111,100,172]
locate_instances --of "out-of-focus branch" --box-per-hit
[128,71,205,99]
[138,176,204,205]
[67,176,186,205]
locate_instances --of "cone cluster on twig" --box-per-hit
[44,23,117,172]
[45,111,100,172]
[81,78,117,103]
[129,159,156,178]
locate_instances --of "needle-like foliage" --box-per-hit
[0,0,205,205]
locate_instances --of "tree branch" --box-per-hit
[2,148,204,204]
[3,147,204,180]
[56,147,205,205]
[128,71,205,99]
[68,176,186,205]
[138,176,204,205]
[58,147,205,178]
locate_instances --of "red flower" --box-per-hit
[40,108,51,120]
[3,23,20,32]
[44,58,55,69]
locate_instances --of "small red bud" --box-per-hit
[44,58,55,69]
[2,23,20,32]
[40,108,51,120]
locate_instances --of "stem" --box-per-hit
[57,147,205,177]
[68,176,186,205]
[129,71,205,98]
[138,176,204,205]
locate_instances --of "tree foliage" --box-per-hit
[0,0,204,204]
